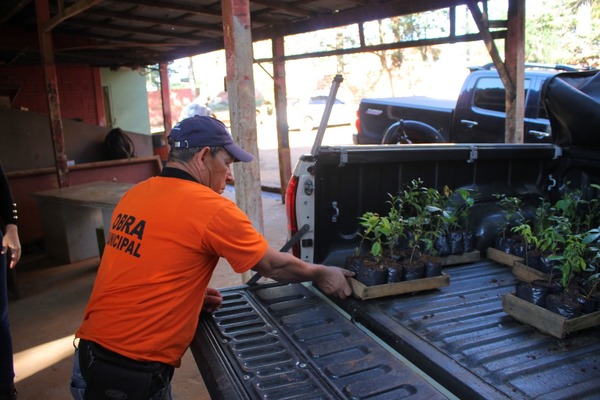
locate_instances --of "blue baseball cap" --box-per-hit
[168,116,253,162]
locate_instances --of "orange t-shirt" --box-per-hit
[76,175,268,366]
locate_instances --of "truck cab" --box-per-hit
[452,65,557,143]
[354,64,585,144]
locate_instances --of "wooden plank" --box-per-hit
[486,247,523,267]
[512,261,551,282]
[350,273,450,300]
[442,250,480,266]
[565,308,600,334]
[503,293,566,338]
[502,293,600,339]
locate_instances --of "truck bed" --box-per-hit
[191,258,600,399]
[332,259,600,400]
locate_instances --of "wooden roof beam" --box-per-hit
[0,0,32,24]
[249,0,315,17]
[65,19,210,42]
[254,32,506,63]
[118,0,222,17]
[44,0,103,32]
[88,8,224,33]
[252,0,470,41]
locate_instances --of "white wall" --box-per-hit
[100,68,151,135]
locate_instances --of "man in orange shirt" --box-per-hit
[70,116,354,400]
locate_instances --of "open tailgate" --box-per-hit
[191,282,449,399]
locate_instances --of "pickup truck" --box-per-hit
[189,70,600,399]
[353,64,584,145]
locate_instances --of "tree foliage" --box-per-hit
[358,1,600,99]
[526,0,600,68]
[368,11,446,96]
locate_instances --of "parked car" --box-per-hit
[207,92,273,126]
[287,95,355,133]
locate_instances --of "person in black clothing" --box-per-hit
[0,161,20,400]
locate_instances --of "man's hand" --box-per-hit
[2,224,20,269]
[315,266,354,299]
[202,287,223,313]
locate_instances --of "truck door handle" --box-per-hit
[529,130,551,139]
[331,201,340,222]
[460,119,479,129]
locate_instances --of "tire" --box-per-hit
[381,120,445,144]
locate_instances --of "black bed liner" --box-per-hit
[190,282,449,400]
[192,259,600,400]
[331,259,600,400]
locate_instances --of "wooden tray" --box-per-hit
[512,261,551,282]
[486,247,524,267]
[442,250,480,266]
[349,273,450,300]
[502,293,600,339]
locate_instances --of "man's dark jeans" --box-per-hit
[70,345,173,400]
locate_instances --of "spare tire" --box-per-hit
[381,120,445,144]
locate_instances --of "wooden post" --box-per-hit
[467,0,519,143]
[157,63,172,162]
[159,63,172,134]
[505,0,525,143]
[35,0,70,187]
[221,0,264,283]
[273,36,291,202]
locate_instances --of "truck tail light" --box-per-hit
[355,109,361,133]
[285,175,300,257]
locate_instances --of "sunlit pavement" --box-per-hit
[257,117,355,189]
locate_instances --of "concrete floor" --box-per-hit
[8,189,288,400]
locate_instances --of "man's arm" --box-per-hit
[252,247,354,298]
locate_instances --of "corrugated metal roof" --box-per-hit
[0,0,469,68]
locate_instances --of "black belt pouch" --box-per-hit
[79,339,171,400]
